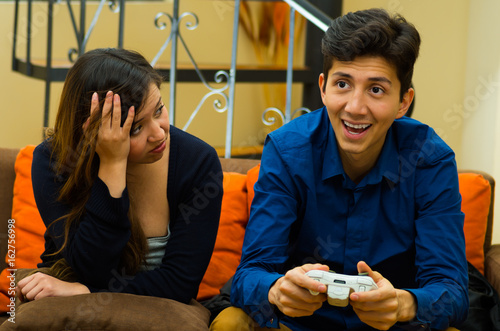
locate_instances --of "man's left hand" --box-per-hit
[350,261,417,330]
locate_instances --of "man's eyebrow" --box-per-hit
[331,71,352,79]
[133,97,162,125]
[331,71,392,85]
[368,77,392,85]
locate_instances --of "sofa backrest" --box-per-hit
[0,147,496,271]
[0,147,20,267]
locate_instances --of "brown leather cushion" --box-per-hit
[1,283,210,330]
[486,245,500,295]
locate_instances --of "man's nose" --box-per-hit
[344,90,368,115]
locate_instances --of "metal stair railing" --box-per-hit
[10,0,336,158]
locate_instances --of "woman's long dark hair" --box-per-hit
[46,48,164,277]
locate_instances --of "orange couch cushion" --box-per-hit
[197,172,249,301]
[0,146,46,313]
[459,173,491,275]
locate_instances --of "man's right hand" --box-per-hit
[268,263,330,317]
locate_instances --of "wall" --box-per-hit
[460,0,500,243]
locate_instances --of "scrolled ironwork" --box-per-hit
[182,89,229,131]
[154,11,173,31]
[66,0,119,63]
[291,107,312,119]
[262,107,285,127]
[67,47,78,63]
[182,70,229,131]
[151,12,174,67]
[108,0,120,13]
[214,70,229,85]
[179,11,199,31]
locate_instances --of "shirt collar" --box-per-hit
[368,127,400,186]
[322,109,344,181]
[321,113,400,186]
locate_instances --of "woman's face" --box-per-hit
[127,84,169,164]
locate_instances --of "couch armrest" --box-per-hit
[485,244,500,295]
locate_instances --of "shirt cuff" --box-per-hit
[403,288,431,328]
[246,273,283,328]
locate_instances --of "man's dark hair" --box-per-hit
[321,8,421,100]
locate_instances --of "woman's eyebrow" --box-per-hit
[133,97,163,125]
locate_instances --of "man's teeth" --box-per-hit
[343,121,370,129]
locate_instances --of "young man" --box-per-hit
[222,8,468,331]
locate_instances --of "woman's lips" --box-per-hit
[150,140,166,153]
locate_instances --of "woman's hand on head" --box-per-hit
[92,91,135,165]
[86,91,134,197]
[16,272,90,302]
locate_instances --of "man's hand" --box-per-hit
[16,272,90,302]
[268,264,329,317]
[350,261,417,330]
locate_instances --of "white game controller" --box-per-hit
[305,270,378,307]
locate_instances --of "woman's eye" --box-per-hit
[155,104,164,116]
[131,125,142,136]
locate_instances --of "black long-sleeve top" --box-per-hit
[32,126,223,303]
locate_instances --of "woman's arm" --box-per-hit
[17,273,90,301]
[32,92,135,289]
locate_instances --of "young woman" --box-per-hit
[17,48,223,305]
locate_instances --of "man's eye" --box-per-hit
[371,87,384,94]
[337,81,349,89]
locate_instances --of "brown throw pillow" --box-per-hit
[0,293,210,330]
[1,269,210,331]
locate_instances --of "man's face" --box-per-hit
[319,55,414,167]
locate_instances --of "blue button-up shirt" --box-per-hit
[231,107,468,330]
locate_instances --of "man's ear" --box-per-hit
[318,73,326,105]
[396,88,415,119]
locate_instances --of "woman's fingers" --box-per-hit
[111,94,122,129]
[101,91,114,129]
[82,92,99,132]
[123,106,135,133]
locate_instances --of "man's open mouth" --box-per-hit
[343,120,371,135]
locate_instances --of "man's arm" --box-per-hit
[231,137,309,327]
[408,138,469,329]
